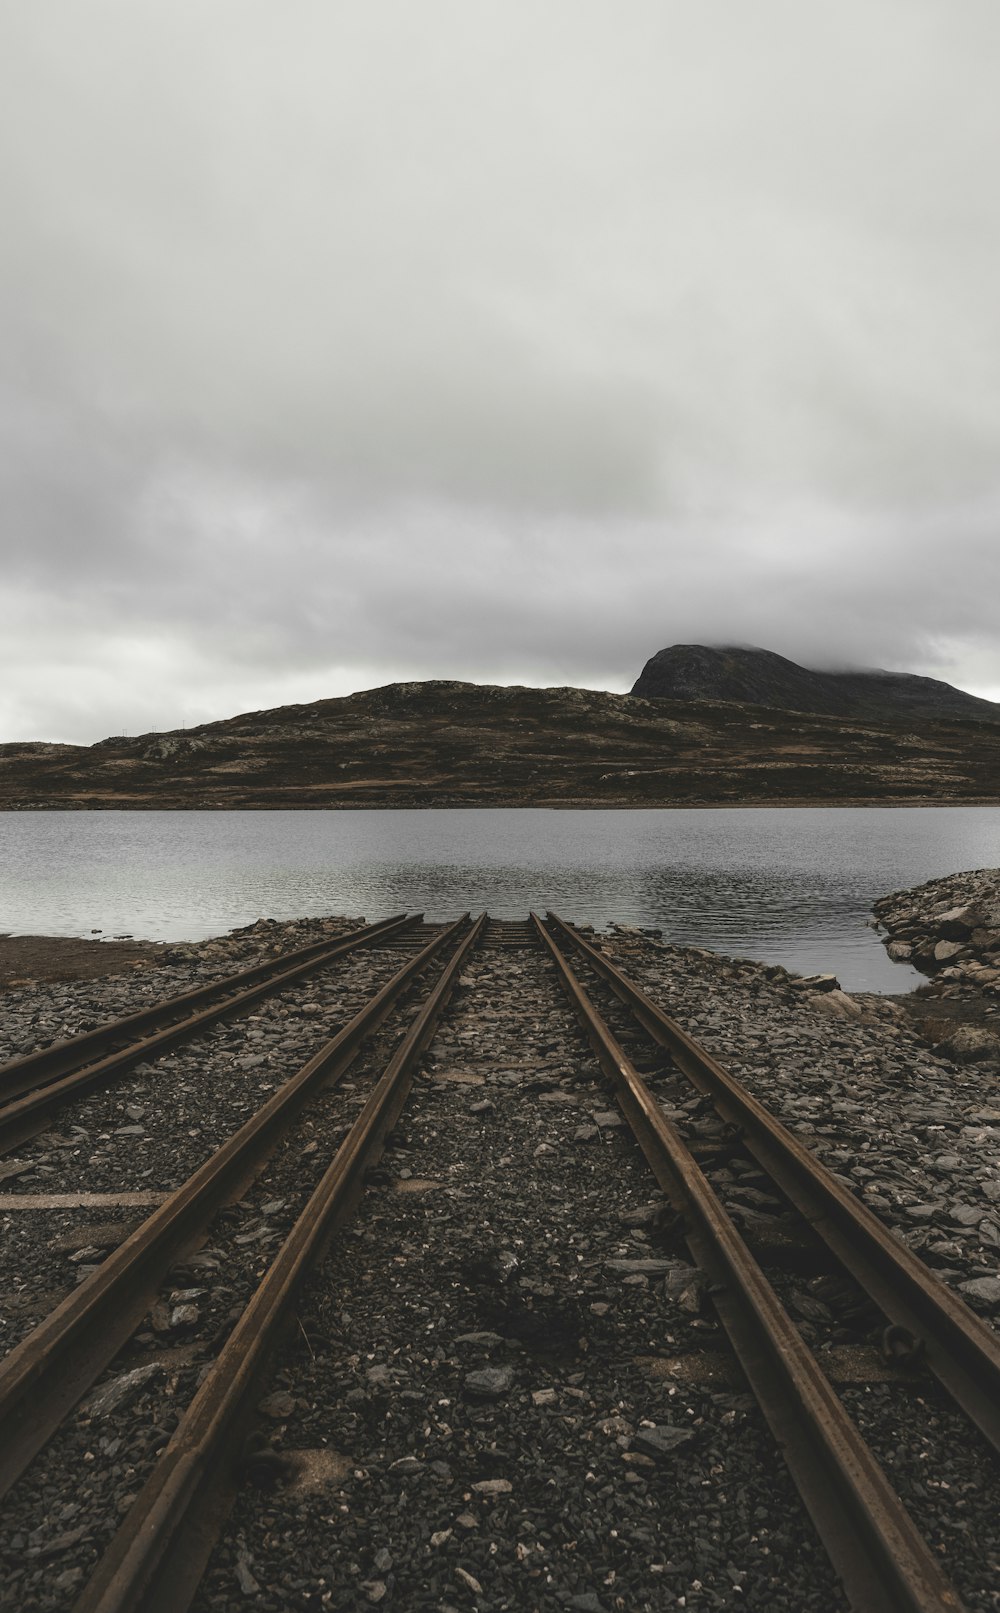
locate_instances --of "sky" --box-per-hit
[3,1,1000,744]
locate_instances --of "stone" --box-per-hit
[936,1024,1000,1064]
[605,1258,674,1276]
[169,1303,200,1328]
[810,989,862,1020]
[464,1366,514,1399]
[389,1456,425,1474]
[631,1423,697,1457]
[83,1364,159,1418]
[259,1390,297,1419]
[471,1478,513,1495]
[936,906,980,939]
[234,1550,260,1595]
[933,939,965,964]
[959,1276,1000,1304]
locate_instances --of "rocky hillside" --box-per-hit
[632,645,1000,723]
[3,678,1000,809]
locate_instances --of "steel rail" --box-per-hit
[533,914,964,1613]
[74,913,487,1613]
[0,914,419,1154]
[0,914,414,1104]
[545,910,1000,1458]
[0,915,468,1501]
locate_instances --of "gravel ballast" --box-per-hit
[0,909,998,1611]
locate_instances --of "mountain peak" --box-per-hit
[631,644,999,723]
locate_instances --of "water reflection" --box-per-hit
[2,806,999,994]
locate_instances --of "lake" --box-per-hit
[2,807,999,992]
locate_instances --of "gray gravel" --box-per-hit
[2,912,999,1611]
[192,940,846,1613]
[599,926,1000,1327]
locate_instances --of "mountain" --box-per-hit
[2,676,1000,809]
[631,645,1000,723]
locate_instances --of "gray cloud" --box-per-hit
[3,1,1000,741]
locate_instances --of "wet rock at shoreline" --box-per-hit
[872,869,1000,1001]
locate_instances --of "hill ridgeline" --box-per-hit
[631,644,998,723]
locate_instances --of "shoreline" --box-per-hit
[4,796,1000,811]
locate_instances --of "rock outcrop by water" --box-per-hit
[872,870,1000,996]
[872,869,1000,1068]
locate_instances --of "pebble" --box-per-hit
[959,1276,1000,1304]
[631,1423,698,1457]
[463,1367,515,1399]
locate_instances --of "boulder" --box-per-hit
[936,906,981,939]
[933,939,965,965]
[809,989,862,1020]
[935,1024,1000,1064]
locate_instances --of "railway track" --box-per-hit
[0,913,996,1611]
[0,917,473,1498]
[534,914,993,1612]
[541,913,1000,1457]
[0,914,419,1154]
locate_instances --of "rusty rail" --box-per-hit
[545,910,1000,1460]
[0,916,466,1500]
[534,914,964,1613]
[73,914,487,1613]
[0,913,418,1153]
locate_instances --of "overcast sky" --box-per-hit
[3,2,1000,743]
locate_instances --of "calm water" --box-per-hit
[2,808,999,992]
